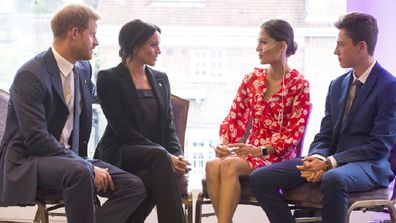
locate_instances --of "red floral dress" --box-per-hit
[219,68,310,169]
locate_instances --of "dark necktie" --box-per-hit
[342,79,363,128]
[71,68,80,154]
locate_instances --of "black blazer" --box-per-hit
[0,48,95,204]
[94,63,182,167]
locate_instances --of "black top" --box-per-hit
[137,89,159,141]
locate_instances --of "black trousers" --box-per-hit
[37,156,146,223]
[121,144,185,223]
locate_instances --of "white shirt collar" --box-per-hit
[353,61,376,84]
[51,46,74,77]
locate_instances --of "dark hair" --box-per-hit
[335,12,378,56]
[51,4,99,38]
[261,19,297,57]
[118,19,161,63]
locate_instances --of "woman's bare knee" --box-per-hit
[220,157,250,178]
[205,158,222,179]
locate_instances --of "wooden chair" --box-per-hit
[0,89,36,223]
[0,90,55,223]
[171,94,193,223]
[195,104,312,223]
[285,144,396,223]
[34,190,68,223]
[0,89,9,145]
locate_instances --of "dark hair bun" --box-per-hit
[289,41,298,56]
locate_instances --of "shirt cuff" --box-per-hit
[311,154,326,161]
[327,156,338,168]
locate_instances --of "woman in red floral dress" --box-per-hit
[205,19,310,223]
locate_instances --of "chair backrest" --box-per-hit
[296,103,312,157]
[390,144,396,176]
[389,143,396,200]
[171,94,190,151]
[0,89,10,144]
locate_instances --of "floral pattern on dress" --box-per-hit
[219,68,310,169]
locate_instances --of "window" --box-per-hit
[150,0,205,7]
[0,1,14,13]
[185,135,217,187]
[305,0,346,23]
[190,49,225,82]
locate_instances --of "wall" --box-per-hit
[348,0,396,74]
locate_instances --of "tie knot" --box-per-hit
[354,80,363,89]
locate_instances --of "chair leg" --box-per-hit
[386,203,396,223]
[346,207,352,223]
[195,192,204,223]
[182,197,188,223]
[33,207,40,223]
[187,192,193,223]
[35,202,49,223]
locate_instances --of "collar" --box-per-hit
[51,46,74,77]
[352,61,376,84]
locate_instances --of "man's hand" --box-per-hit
[93,166,115,192]
[297,156,326,172]
[300,170,325,182]
[297,156,326,182]
[170,155,191,174]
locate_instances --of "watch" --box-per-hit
[260,146,268,157]
[324,158,333,171]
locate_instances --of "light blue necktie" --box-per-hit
[71,68,80,154]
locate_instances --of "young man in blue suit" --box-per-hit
[250,12,396,223]
[0,4,145,223]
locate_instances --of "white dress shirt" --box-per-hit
[52,47,75,149]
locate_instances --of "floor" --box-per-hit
[0,190,392,222]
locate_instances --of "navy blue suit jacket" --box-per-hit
[0,49,95,204]
[93,63,182,167]
[309,62,396,187]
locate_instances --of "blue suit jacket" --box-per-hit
[0,49,95,204]
[309,62,396,187]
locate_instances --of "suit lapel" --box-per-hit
[117,64,143,127]
[45,49,66,105]
[146,67,166,129]
[333,72,353,138]
[340,63,379,132]
[74,64,91,114]
[73,61,93,156]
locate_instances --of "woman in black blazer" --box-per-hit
[94,19,189,223]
